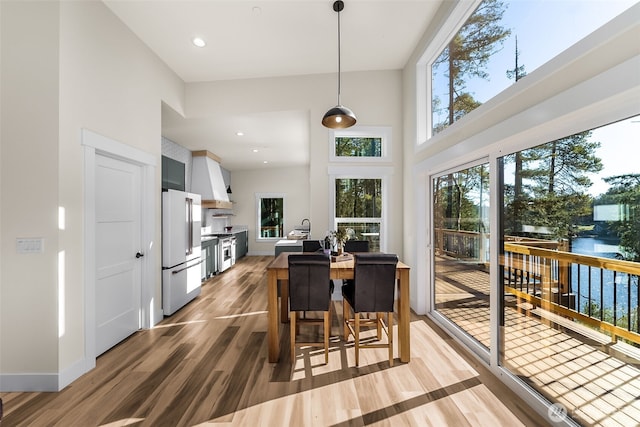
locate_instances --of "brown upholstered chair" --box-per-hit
[342,253,398,367]
[303,238,335,295]
[302,239,323,252]
[342,240,369,288]
[343,240,370,253]
[288,254,333,364]
[302,239,323,253]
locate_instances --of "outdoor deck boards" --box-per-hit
[435,257,640,426]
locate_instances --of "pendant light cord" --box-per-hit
[337,3,341,105]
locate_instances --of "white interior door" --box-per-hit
[95,154,142,356]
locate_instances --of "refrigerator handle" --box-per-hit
[186,197,193,256]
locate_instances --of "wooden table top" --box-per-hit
[266,251,410,271]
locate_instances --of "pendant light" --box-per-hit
[322,0,357,129]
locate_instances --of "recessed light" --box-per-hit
[236,131,244,136]
[192,37,206,48]
[252,149,259,153]
[252,6,262,15]
[263,160,268,164]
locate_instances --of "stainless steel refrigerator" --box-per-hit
[162,189,202,315]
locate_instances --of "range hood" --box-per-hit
[191,150,232,209]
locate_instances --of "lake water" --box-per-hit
[570,237,639,318]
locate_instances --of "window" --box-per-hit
[335,178,382,252]
[498,115,639,426]
[421,0,636,140]
[329,126,391,163]
[256,194,285,240]
[433,161,491,351]
[330,166,391,253]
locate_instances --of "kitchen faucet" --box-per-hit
[301,218,310,236]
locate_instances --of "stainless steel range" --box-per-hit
[217,234,237,272]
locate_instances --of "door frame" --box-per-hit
[81,129,156,369]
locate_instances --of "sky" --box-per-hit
[588,117,639,197]
[433,0,639,197]
[464,0,638,103]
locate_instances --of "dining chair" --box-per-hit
[344,240,369,253]
[302,239,323,253]
[303,238,335,297]
[343,240,369,288]
[288,254,333,364]
[342,253,398,367]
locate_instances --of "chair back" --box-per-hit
[288,254,331,311]
[302,240,323,253]
[352,253,398,313]
[344,240,369,253]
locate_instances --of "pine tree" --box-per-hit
[433,0,511,130]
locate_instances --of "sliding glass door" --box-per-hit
[433,162,491,351]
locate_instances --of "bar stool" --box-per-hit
[342,253,398,367]
[288,254,333,364]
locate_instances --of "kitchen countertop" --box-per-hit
[275,239,302,246]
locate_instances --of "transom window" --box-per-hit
[418,0,636,142]
[329,126,391,163]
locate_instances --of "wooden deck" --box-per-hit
[435,257,640,427]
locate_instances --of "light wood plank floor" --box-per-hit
[1,256,549,427]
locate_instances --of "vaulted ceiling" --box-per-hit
[104,1,445,170]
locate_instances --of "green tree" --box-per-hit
[433,0,511,131]
[504,39,528,236]
[335,178,381,218]
[502,132,603,239]
[335,137,381,157]
[522,133,603,196]
[435,165,488,233]
[600,174,640,261]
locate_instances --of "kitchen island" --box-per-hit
[274,239,302,256]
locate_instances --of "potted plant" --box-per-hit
[326,229,349,254]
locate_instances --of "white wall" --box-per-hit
[185,70,404,257]
[1,0,184,391]
[1,1,61,387]
[232,165,309,255]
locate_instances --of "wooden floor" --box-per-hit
[1,256,549,427]
[435,257,640,427]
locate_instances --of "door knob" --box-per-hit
[136,252,144,259]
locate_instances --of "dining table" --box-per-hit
[265,252,411,363]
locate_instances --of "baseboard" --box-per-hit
[0,356,95,392]
[0,373,59,392]
[248,251,274,256]
[59,356,94,390]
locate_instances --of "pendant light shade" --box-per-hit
[322,0,356,129]
[322,105,356,129]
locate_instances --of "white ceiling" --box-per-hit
[103,0,444,170]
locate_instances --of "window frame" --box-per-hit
[415,1,479,146]
[328,126,392,163]
[328,166,392,253]
[255,193,286,242]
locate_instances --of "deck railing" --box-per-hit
[434,228,640,345]
[503,241,640,345]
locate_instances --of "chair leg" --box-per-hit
[342,298,349,341]
[388,311,393,367]
[324,310,330,364]
[290,311,296,363]
[355,313,360,367]
[376,312,382,340]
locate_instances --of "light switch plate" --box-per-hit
[16,238,44,254]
